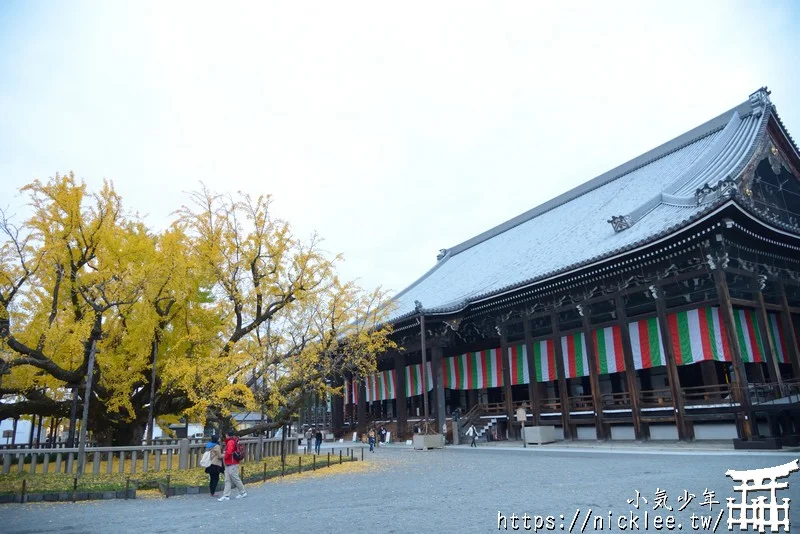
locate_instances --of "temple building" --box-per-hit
[335,87,800,446]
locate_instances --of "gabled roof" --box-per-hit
[390,88,783,322]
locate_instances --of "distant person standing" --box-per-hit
[314,429,323,455]
[466,424,478,447]
[379,426,387,444]
[204,435,224,497]
[218,430,247,501]
[368,428,376,452]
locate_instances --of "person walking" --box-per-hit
[204,434,224,497]
[314,429,322,455]
[218,430,247,501]
[466,424,478,447]
[368,428,376,452]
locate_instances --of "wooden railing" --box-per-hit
[639,388,673,408]
[539,397,561,413]
[567,394,592,411]
[602,391,632,408]
[681,384,733,406]
[0,436,300,476]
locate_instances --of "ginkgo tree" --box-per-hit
[0,174,394,445]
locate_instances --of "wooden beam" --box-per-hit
[394,352,408,440]
[431,346,446,434]
[713,268,753,440]
[653,285,691,441]
[500,329,515,437]
[615,292,646,441]
[551,311,572,440]
[754,286,784,387]
[357,381,367,434]
[778,281,800,378]
[523,319,541,426]
[580,305,607,440]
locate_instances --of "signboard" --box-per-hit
[2,430,12,438]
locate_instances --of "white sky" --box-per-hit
[1,1,798,297]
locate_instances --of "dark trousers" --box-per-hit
[315,439,321,454]
[471,435,477,447]
[209,468,221,495]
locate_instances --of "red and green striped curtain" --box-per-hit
[731,308,765,364]
[352,378,359,405]
[404,362,433,397]
[628,317,666,369]
[507,344,529,385]
[593,326,625,374]
[560,332,589,379]
[533,339,557,382]
[443,349,503,389]
[343,380,350,407]
[667,307,731,365]
[365,370,397,402]
[767,313,791,365]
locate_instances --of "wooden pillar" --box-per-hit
[551,311,572,440]
[523,319,541,426]
[712,269,753,439]
[431,346,446,434]
[331,378,344,434]
[579,305,606,440]
[652,284,691,441]
[615,293,646,441]
[394,352,407,440]
[754,284,783,387]
[356,381,367,434]
[700,362,719,389]
[778,281,800,378]
[500,329,514,436]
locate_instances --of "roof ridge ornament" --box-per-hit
[436,249,448,261]
[748,87,771,116]
[608,215,631,233]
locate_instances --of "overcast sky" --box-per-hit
[1,1,798,297]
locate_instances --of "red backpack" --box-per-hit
[232,437,245,462]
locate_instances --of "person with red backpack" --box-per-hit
[218,429,247,501]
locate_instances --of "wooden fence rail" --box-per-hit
[0,436,299,476]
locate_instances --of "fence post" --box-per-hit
[178,439,189,470]
[125,477,130,499]
[313,455,316,471]
[72,477,77,502]
[257,434,264,461]
[165,474,171,499]
[361,447,364,461]
[263,463,267,482]
[327,452,330,467]
[20,479,26,504]
[299,456,302,473]
[339,451,342,465]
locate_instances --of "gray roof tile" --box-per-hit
[390,90,775,321]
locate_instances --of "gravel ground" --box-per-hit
[1,444,798,533]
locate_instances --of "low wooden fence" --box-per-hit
[0,436,299,476]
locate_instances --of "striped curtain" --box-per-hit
[532,339,557,382]
[404,362,433,397]
[442,349,503,389]
[767,313,791,365]
[364,370,397,402]
[593,325,625,374]
[560,332,589,379]
[506,344,530,385]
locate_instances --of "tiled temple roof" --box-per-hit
[390,88,782,322]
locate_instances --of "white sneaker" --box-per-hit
[218,496,230,501]
[236,492,247,499]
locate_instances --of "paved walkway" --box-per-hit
[2,445,799,533]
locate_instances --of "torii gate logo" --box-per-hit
[725,459,799,532]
